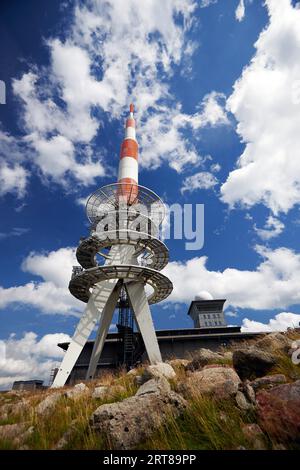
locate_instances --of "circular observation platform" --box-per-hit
[69,264,173,305]
[86,183,166,226]
[76,230,169,271]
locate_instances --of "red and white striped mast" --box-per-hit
[117,103,138,203]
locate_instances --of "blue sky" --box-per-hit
[1,0,300,387]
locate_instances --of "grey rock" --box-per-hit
[134,375,143,386]
[90,390,187,449]
[235,391,252,411]
[64,382,89,400]
[0,422,28,440]
[251,374,287,391]
[186,367,240,398]
[36,392,62,416]
[185,349,224,371]
[239,381,256,404]
[233,348,277,380]
[264,379,300,401]
[92,386,109,399]
[135,377,171,396]
[142,363,176,382]
[0,399,29,421]
[255,332,292,354]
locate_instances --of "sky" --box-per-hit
[1,0,300,388]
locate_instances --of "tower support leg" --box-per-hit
[51,278,118,388]
[52,244,136,388]
[125,281,162,364]
[86,282,122,380]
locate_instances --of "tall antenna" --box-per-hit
[51,104,172,387]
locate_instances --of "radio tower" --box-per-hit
[52,104,172,387]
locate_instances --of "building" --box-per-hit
[57,297,263,384]
[188,298,227,329]
[12,380,45,391]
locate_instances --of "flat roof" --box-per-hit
[58,326,264,351]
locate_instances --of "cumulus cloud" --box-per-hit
[222,0,300,215]
[181,171,218,193]
[0,247,82,315]
[254,215,284,240]
[241,311,300,332]
[0,331,71,390]
[0,163,28,198]
[11,0,230,188]
[163,244,300,310]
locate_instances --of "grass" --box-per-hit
[270,351,300,381]
[22,372,139,450]
[1,330,300,450]
[139,394,260,450]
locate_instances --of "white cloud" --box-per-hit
[235,0,245,22]
[210,163,221,173]
[12,1,230,186]
[0,331,71,390]
[0,129,29,198]
[241,311,300,332]
[163,244,300,310]
[0,227,30,241]
[181,171,218,193]
[0,247,82,315]
[225,310,238,317]
[0,163,28,199]
[200,0,218,7]
[254,215,284,240]
[76,196,89,207]
[222,0,300,215]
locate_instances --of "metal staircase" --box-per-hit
[117,286,135,368]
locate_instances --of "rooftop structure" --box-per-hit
[188,298,227,329]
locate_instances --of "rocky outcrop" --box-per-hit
[92,386,109,399]
[64,383,90,400]
[35,392,62,416]
[186,367,240,398]
[233,348,277,380]
[0,422,28,440]
[185,349,224,371]
[135,377,171,396]
[141,362,176,382]
[0,422,34,448]
[255,333,292,354]
[251,374,287,391]
[0,399,29,422]
[90,378,186,449]
[256,380,300,442]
